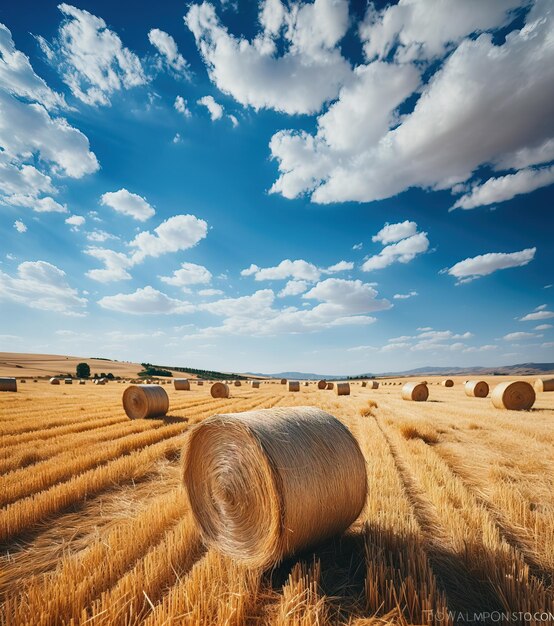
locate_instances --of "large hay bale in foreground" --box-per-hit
[491,381,535,411]
[326,382,334,390]
[174,378,191,391]
[50,378,60,385]
[182,406,367,568]
[442,379,454,387]
[317,380,327,389]
[0,377,17,392]
[402,382,429,402]
[535,378,554,392]
[336,382,350,396]
[211,382,230,398]
[465,380,489,398]
[122,385,169,420]
[288,381,300,392]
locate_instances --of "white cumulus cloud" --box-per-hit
[98,286,194,314]
[446,247,536,283]
[100,189,156,221]
[40,4,146,106]
[0,260,86,315]
[451,165,554,210]
[160,262,212,288]
[185,0,352,115]
[197,95,224,121]
[148,28,189,75]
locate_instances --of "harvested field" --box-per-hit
[1,377,553,625]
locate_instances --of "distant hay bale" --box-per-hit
[491,381,535,411]
[465,380,489,398]
[50,378,60,385]
[326,382,334,390]
[419,381,428,385]
[317,380,327,389]
[0,377,17,392]
[79,380,86,385]
[197,380,204,386]
[33,379,38,383]
[288,381,300,392]
[20,379,26,384]
[442,379,454,387]
[234,381,242,387]
[64,378,73,385]
[211,382,230,398]
[122,385,169,420]
[182,406,367,568]
[174,378,191,391]
[335,382,350,396]
[251,381,260,388]
[280,378,287,384]
[361,381,367,387]
[534,378,554,392]
[370,381,379,389]
[402,382,429,402]
[304,381,309,386]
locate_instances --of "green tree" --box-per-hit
[76,362,90,379]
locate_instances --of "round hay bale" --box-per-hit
[251,381,260,388]
[317,380,327,389]
[20,379,26,384]
[64,378,73,385]
[288,381,300,392]
[361,381,367,387]
[79,380,86,385]
[234,381,242,387]
[326,382,334,390]
[211,382,230,398]
[534,378,554,393]
[304,381,309,386]
[0,377,17,392]
[174,378,191,391]
[370,381,379,389]
[182,406,367,568]
[33,379,38,383]
[464,380,489,398]
[442,379,454,387]
[491,381,535,411]
[280,379,287,385]
[122,385,169,420]
[336,382,350,396]
[197,380,204,386]
[50,377,60,385]
[402,382,429,402]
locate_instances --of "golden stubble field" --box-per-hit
[0,377,553,626]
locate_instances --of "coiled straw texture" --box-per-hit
[535,378,554,392]
[174,378,190,391]
[442,379,454,387]
[211,382,230,398]
[402,382,429,402]
[336,382,350,396]
[491,381,535,410]
[122,385,169,420]
[317,380,327,389]
[288,381,300,392]
[0,377,17,392]
[465,380,489,398]
[182,406,367,569]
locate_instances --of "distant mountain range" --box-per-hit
[247,363,554,380]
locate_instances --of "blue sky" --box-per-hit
[0,0,553,375]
